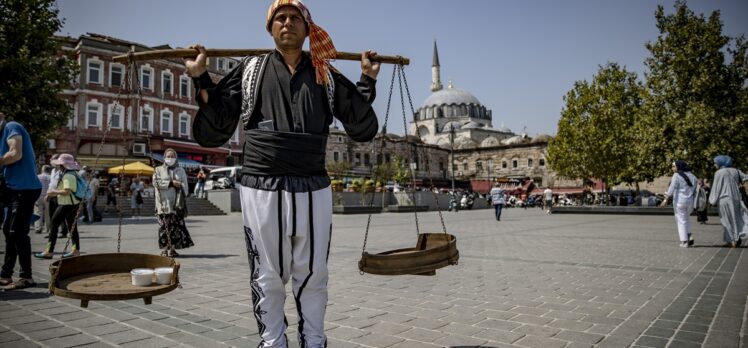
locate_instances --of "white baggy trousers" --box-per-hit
[240,185,332,348]
[674,200,693,242]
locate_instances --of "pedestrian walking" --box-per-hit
[695,178,710,224]
[0,112,42,290]
[708,155,748,247]
[104,177,118,213]
[130,176,145,217]
[660,160,698,247]
[35,154,83,259]
[153,149,193,257]
[544,187,553,214]
[489,183,505,221]
[46,154,67,237]
[185,1,380,345]
[195,168,206,198]
[33,165,52,233]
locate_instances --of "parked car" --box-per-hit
[205,166,241,190]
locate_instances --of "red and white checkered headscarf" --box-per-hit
[266,0,337,86]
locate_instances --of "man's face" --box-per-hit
[270,6,308,50]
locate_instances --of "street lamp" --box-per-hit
[449,124,456,193]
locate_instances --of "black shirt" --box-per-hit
[193,50,378,192]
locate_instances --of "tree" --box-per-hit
[325,160,351,179]
[642,1,748,178]
[391,155,410,185]
[548,62,645,194]
[0,0,78,153]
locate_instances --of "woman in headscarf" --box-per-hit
[708,155,748,247]
[660,160,698,247]
[153,149,194,256]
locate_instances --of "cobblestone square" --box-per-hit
[1,208,746,347]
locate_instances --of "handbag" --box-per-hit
[174,186,188,217]
[135,191,144,205]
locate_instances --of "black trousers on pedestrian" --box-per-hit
[1,188,41,279]
[47,197,67,235]
[47,204,80,253]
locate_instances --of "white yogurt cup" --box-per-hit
[131,268,154,286]
[154,267,174,285]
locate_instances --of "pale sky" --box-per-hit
[56,0,748,136]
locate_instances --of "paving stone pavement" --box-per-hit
[1,208,746,347]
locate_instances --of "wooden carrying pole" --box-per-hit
[112,48,409,65]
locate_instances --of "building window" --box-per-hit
[86,101,102,129]
[333,152,339,161]
[108,103,124,129]
[528,158,534,167]
[162,71,173,95]
[140,65,153,90]
[160,110,172,134]
[502,161,507,169]
[539,158,545,167]
[338,136,343,142]
[180,76,190,98]
[87,58,103,85]
[354,153,361,166]
[385,154,391,163]
[376,154,382,164]
[512,159,518,168]
[140,105,153,133]
[227,60,236,71]
[476,160,482,171]
[343,153,348,163]
[179,113,190,138]
[364,153,370,165]
[110,63,124,88]
[462,161,468,171]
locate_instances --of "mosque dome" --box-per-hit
[422,86,482,109]
[441,121,463,132]
[462,121,483,129]
[481,136,500,147]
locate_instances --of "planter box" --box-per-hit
[332,205,383,214]
[385,205,429,213]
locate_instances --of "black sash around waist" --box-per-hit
[242,129,328,177]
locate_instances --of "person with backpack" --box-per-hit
[34,154,84,259]
[489,183,506,221]
[660,160,698,247]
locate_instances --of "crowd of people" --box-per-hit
[0,113,195,291]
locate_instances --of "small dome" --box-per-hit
[497,127,512,133]
[533,134,552,143]
[422,87,482,108]
[481,137,499,147]
[455,136,477,149]
[462,121,482,129]
[441,121,463,132]
[501,135,527,145]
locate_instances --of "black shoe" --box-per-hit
[34,230,43,234]
[688,238,694,246]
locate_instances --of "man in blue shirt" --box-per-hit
[0,112,42,290]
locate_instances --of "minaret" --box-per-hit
[430,41,443,92]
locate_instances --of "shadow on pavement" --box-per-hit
[173,254,238,259]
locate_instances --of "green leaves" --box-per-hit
[551,1,747,186]
[0,0,78,152]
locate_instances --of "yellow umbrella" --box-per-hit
[107,161,155,176]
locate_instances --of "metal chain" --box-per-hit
[400,65,448,234]
[361,62,398,255]
[397,66,420,237]
[50,48,137,290]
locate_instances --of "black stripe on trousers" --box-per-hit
[295,191,315,347]
[292,192,297,237]
[277,191,283,278]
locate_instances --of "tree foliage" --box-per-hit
[548,63,645,188]
[0,0,78,152]
[325,160,351,179]
[642,1,748,177]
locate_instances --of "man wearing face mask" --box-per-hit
[185,1,379,346]
[0,112,42,290]
[153,149,193,257]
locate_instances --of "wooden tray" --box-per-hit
[358,233,459,276]
[49,253,180,307]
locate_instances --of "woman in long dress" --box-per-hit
[708,155,748,247]
[660,160,698,247]
[153,149,194,256]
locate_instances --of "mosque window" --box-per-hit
[528,158,533,167]
[512,159,518,168]
[539,158,546,167]
[502,161,507,169]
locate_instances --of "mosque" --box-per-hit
[407,42,556,191]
